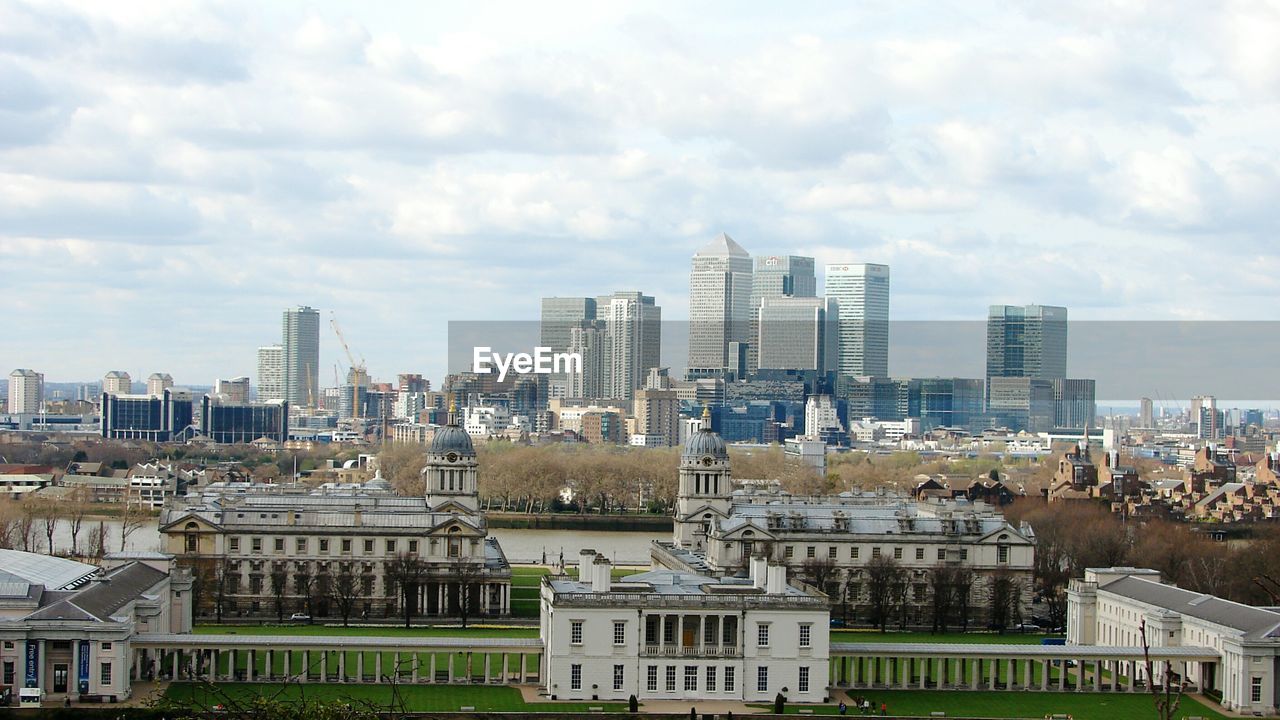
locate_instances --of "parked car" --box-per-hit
[1012,623,1041,632]
[829,618,847,628]
[289,613,311,622]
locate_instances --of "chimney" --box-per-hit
[750,554,768,589]
[578,549,596,581]
[592,556,612,593]
[766,564,787,595]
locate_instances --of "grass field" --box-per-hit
[764,690,1229,719]
[163,682,626,713]
[194,624,539,638]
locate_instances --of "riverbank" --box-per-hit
[486,512,671,531]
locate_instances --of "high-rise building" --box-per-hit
[540,297,598,354]
[633,388,681,447]
[756,296,838,374]
[256,345,285,401]
[7,369,43,414]
[987,377,1056,432]
[1052,378,1097,429]
[103,370,132,395]
[749,255,816,372]
[688,233,752,377]
[597,291,662,401]
[825,263,890,378]
[201,395,289,444]
[215,377,251,403]
[146,373,174,397]
[985,304,1068,384]
[102,389,194,442]
[282,306,320,408]
[566,320,609,400]
[1139,397,1154,428]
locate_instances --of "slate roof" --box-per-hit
[1100,575,1280,641]
[718,501,1025,540]
[26,563,167,622]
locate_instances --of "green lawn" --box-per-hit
[766,691,1229,719]
[163,682,625,713]
[831,629,1059,644]
[194,624,538,638]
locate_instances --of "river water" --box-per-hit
[45,519,664,566]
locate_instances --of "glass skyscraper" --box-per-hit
[282,306,320,408]
[824,263,890,378]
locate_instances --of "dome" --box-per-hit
[683,428,728,460]
[430,425,475,456]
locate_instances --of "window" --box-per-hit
[342,538,352,553]
[100,662,112,686]
[960,548,968,561]
[799,624,811,648]
[386,540,396,553]
[101,643,112,650]
[570,664,582,690]
[872,547,881,558]
[613,621,626,645]
[251,537,262,552]
[806,546,816,558]
[2,661,13,685]
[295,538,306,553]
[684,666,697,691]
[784,546,794,559]
[937,548,945,560]
[647,666,658,691]
[571,620,584,645]
[997,545,1009,563]
[274,538,284,552]
[613,664,625,690]
[408,540,418,553]
[364,539,374,553]
[757,623,770,647]
[851,546,860,559]
[799,666,810,693]
[666,666,677,691]
[915,547,925,560]
[724,666,735,692]
[706,665,717,691]
[229,538,240,552]
[893,547,903,560]
[757,665,768,692]
[318,539,329,553]
[1252,677,1263,703]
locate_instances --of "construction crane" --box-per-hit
[330,312,367,419]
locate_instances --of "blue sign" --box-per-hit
[78,641,90,694]
[23,641,38,688]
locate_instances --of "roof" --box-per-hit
[695,232,749,257]
[718,500,1027,541]
[430,425,475,455]
[27,563,167,622]
[0,549,99,590]
[1100,575,1280,641]
[684,428,728,460]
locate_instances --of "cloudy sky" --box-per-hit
[3,0,1279,387]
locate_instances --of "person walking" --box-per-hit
[838,699,848,715]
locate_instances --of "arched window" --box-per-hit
[184,522,198,553]
[447,526,462,558]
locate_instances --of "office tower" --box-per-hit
[688,233,752,377]
[282,305,320,408]
[102,389,194,441]
[566,321,609,399]
[7,369,43,414]
[597,291,662,401]
[397,374,429,394]
[805,394,844,441]
[201,395,289,444]
[256,345,285,401]
[914,378,985,431]
[756,296,838,373]
[985,304,1068,382]
[749,255,817,372]
[825,263,890,378]
[146,373,174,397]
[215,377,251,403]
[633,388,681,446]
[1191,395,1220,439]
[1139,397,1154,428]
[103,371,132,395]
[1052,378,1097,429]
[987,377,1056,432]
[540,297,598,353]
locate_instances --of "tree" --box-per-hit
[294,568,315,619]
[866,555,905,632]
[17,500,37,552]
[988,569,1022,633]
[214,559,234,623]
[36,499,58,555]
[269,563,289,623]
[928,564,969,634]
[66,486,90,557]
[330,566,361,626]
[799,556,839,597]
[1140,618,1184,720]
[385,553,426,628]
[451,559,485,629]
[119,495,148,552]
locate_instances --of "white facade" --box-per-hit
[256,345,285,402]
[824,263,889,378]
[1068,567,1280,715]
[464,405,511,438]
[7,369,43,414]
[804,395,843,437]
[541,550,829,703]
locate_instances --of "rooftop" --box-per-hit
[1100,575,1280,641]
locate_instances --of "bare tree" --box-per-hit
[866,555,905,632]
[214,559,234,623]
[928,564,964,634]
[66,486,90,556]
[86,521,105,560]
[294,567,316,620]
[451,559,485,629]
[17,501,37,552]
[36,499,58,555]
[800,556,839,597]
[329,566,361,626]
[385,554,426,628]
[269,563,289,623]
[119,495,147,552]
[1140,618,1185,720]
[988,569,1022,633]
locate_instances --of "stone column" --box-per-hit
[338,652,346,682]
[247,650,255,682]
[447,653,454,683]
[1006,659,1014,690]
[430,653,437,683]
[375,653,383,683]
[988,659,997,690]
[412,653,419,683]
[1057,658,1065,690]
[501,654,508,684]
[357,653,364,682]
[919,658,928,689]
[970,658,979,689]
[172,650,179,680]
[1041,659,1050,690]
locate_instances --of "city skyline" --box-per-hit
[3,2,1279,383]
